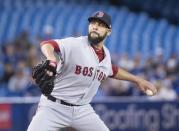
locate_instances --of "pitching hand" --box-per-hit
[136,77,158,96]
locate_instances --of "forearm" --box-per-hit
[113,68,140,83]
[113,67,158,95]
[41,43,57,61]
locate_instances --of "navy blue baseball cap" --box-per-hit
[88,11,112,29]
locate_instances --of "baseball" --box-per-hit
[145,89,154,96]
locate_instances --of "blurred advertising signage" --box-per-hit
[92,101,179,131]
[0,104,11,129]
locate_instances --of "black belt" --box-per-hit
[47,95,80,106]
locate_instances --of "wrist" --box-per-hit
[47,60,57,68]
[47,56,56,61]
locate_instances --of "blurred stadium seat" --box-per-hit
[0,0,178,59]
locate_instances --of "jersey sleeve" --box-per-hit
[53,38,76,62]
[109,64,118,78]
[40,38,72,62]
[40,40,60,53]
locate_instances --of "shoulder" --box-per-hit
[55,35,87,44]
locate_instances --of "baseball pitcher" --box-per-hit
[27,11,158,131]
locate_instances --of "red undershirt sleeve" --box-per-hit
[40,40,60,53]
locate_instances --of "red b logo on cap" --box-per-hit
[97,12,104,17]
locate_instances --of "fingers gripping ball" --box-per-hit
[32,60,57,96]
[145,89,154,96]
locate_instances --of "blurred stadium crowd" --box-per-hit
[0,0,179,100]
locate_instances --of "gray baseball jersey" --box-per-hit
[28,36,113,131]
[41,36,113,105]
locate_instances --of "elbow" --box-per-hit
[40,40,60,52]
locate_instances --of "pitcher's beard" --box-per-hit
[88,32,107,45]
